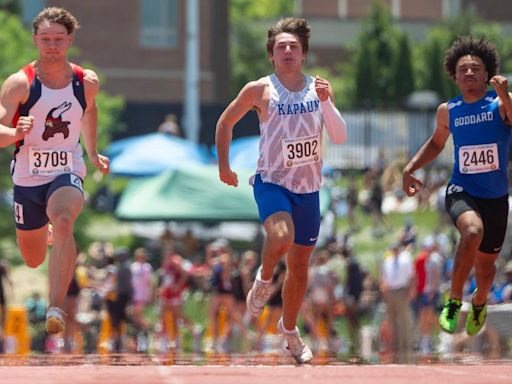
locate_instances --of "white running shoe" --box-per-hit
[246,277,272,317]
[277,317,313,364]
[45,307,66,334]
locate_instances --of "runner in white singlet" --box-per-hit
[215,17,347,364]
[0,7,109,335]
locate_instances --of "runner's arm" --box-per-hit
[402,103,450,196]
[0,72,31,147]
[322,98,347,144]
[81,69,109,173]
[215,80,265,186]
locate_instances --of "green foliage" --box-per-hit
[353,40,376,108]
[390,34,415,107]
[229,23,270,98]
[0,11,36,81]
[228,0,294,97]
[352,0,409,108]
[0,0,20,15]
[230,0,293,23]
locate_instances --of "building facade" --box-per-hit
[22,0,229,143]
[19,0,512,145]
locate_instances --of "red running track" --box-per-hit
[2,362,512,384]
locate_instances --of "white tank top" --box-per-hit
[12,65,86,187]
[253,74,324,193]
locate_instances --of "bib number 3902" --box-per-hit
[29,147,73,175]
[458,143,499,174]
[282,135,320,168]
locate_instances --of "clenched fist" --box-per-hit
[15,115,34,139]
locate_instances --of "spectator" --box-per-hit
[157,251,193,352]
[417,239,443,356]
[346,176,359,232]
[380,243,415,363]
[130,247,153,352]
[102,249,133,353]
[130,248,153,332]
[340,239,364,358]
[158,114,181,137]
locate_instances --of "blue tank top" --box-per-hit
[448,90,511,198]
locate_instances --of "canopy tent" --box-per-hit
[105,133,212,177]
[115,165,331,222]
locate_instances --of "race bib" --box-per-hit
[29,147,73,175]
[458,143,499,174]
[282,134,321,168]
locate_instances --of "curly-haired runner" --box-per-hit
[403,36,512,336]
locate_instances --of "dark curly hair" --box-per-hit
[444,36,499,83]
[266,17,310,55]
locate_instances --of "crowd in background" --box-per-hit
[2,160,512,362]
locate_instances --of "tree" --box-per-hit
[0,0,20,14]
[352,0,408,108]
[354,40,376,108]
[390,34,415,107]
[228,0,293,97]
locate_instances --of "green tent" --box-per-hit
[115,165,331,222]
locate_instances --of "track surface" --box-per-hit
[1,354,512,384]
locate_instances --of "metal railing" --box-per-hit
[324,111,453,169]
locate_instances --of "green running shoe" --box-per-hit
[466,297,487,336]
[439,298,462,333]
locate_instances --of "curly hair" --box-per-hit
[266,17,311,55]
[444,36,499,82]
[33,7,80,35]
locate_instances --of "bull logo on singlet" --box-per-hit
[42,101,72,141]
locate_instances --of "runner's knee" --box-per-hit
[50,211,76,234]
[24,255,45,268]
[459,223,483,246]
[267,231,293,253]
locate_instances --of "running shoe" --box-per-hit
[438,298,461,333]
[45,306,66,334]
[466,290,487,336]
[246,276,272,317]
[277,317,313,364]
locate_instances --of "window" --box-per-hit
[21,0,46,26]
[140,0,178,48]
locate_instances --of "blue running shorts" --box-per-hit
[13,173,84,230]
[253,173,320,246]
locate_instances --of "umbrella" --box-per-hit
[105,133,212,176]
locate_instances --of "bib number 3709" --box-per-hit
[29,147,73,175]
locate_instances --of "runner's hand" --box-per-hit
[15,115,34,139]
[89,153,110,174]
[402,171,423,197]
[219,167,238,187]
[490,75,509,100]
[315,75,331,102]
